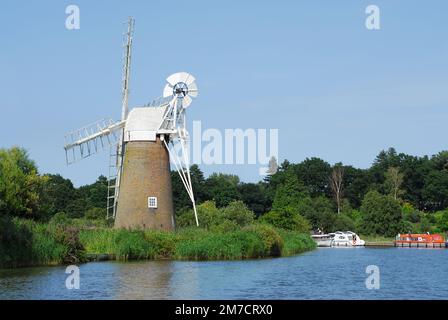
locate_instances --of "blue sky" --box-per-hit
[0,0,447,186]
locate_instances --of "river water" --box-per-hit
[1,247,447,300]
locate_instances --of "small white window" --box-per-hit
[148,197,157,208]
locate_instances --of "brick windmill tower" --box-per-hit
[63,18,199,230]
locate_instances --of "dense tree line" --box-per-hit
[1,146,448,236]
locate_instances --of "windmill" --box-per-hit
[63,18,199,230]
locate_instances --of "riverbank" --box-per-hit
[79,225,316,261]
[0,217,316,268]
[360,235,395,247]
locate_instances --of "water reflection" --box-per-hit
[169,262,200,299]
[113,261,174,299]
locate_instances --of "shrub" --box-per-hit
[434,210,448,232]
[177,200,256,230]
[243,224,283,257]
[85,207,106,220]
[259,207,311,233]
[277,229,316,256]
[0,216,34,267]
[209,220,239,233]
[332,214,356,232]
[220,200,255,227]
[0,217,86,267]
[50,212,70,225]
[177,201,223,229]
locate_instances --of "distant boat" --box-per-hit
[394,233,446,248]
[311,231,365,247]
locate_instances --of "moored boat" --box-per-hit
[330,231,365,247]
[311,234,333,247]
[311,231,365,247]
[394,233,446,248]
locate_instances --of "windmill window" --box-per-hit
[148,197,157,208]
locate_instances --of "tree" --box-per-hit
[329,164,344,214]
[260,207,311,233]
[39,174,76,220]
[172,164,208,213]
[204,173,241,207]
[220,200,255,227]
[237,182,269,217]
[271,168,308,212]
[343,166,372,209]
[333,214,356,232]
[295,158,332,197]
[435,210,448,232]
[78,175,108,209]
[400,154,431,209]
[297,196,335,233]
[360,191,402,236]
[384,167,404,200]
[0,147,47,219]
[423,171,448,211]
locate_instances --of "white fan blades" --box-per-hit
[163,72,198,108]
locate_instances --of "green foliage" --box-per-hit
[271,167,308,212]
[259,207,311,233]
[295,157,332,197]
[0,217,85,268]
[401,202,422,223]
[175,224,284,260]
[333,214,356,232]
[85,207,106,220]
[80,225,313,262]
[39,174,76,220]
[384,167,404,200]
[242,224,284,256]
[434,210,448,232]
[220,200,255,226]
[360,191,402,237]
[0,147,47,219]
[204,173,241,207]
[50,212,70,225]
[297,196,335,232]
[176,200,255,230]
[237,182,269,216]
[172,164,208,212]
[79,229,178,260]
[174,231,264,260]
[276,229,317,256]
[423,171,448,211]
[177,200,221,228]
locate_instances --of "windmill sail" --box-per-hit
[64,118,125,164]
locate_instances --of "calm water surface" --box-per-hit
[1,248,447,299]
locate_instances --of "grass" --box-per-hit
[79,223,316,261]
[359,234,395,243]
[277,229,317,256]
[0,216,86,268]
[1,217,316,268]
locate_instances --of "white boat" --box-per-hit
[329,231,365,247]
[311,234,333,247]
[311,231,365,247]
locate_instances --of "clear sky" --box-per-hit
[1,0,447,186]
